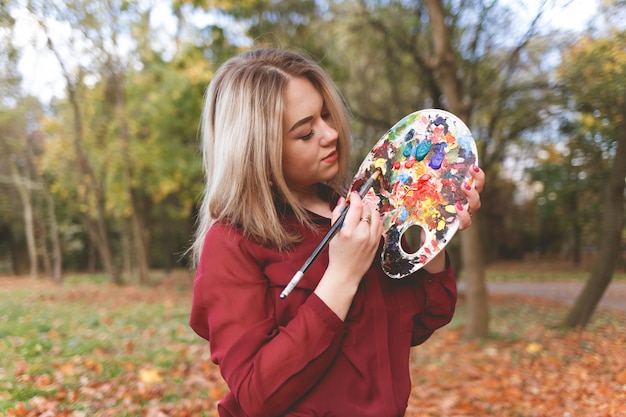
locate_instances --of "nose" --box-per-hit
[319,119,338,146]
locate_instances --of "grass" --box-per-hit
[0,272,222,415]
[486,259,626,282]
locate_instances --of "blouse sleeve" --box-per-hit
[189,224,347,416]
[410,253,458,346]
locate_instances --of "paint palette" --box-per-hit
[349,109,478,278]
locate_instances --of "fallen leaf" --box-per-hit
[525,342,543,354]
[84,357,103,373]
[139,368,163,384]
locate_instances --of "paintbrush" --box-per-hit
[280,169,381,299]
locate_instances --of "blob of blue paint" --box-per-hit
[429,143,447,169]
[429,152,445,169]
[432,142,447,153]
[402,143,413,157]
[397,172,411,185]
[397,206,409,222]
[415,140,432,161]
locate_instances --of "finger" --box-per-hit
[359,198,378,225]
[357,203,373,227]
[456,203,472,231]
[461,189,481,214]
[461,181,482,215]
[343,191,365,229]
[470,164,485,193]
[363,200,383,237]
[355,199,382,243]
[469,190,481,215]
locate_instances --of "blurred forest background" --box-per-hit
[1,0,625,332]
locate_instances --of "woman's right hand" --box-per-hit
[314,192,383,320]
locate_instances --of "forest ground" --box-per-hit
[1,261,625,417]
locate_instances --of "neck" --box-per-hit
[293,185,332,218]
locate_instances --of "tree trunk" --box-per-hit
[37,224,52,279]
[87,238,97,273]
[121,219,134,281]
[569,186,582,267]
[84,217,120,284]
[45,191,63,283]
[44,29,121,285]
[461,218,489,337]
[10,160,38,279]
[111,71,150,285]
[563,107,626,328]
[424,0,489,339]
[24,131,63,283]
[130,204,150,285]
[424,0,468,117]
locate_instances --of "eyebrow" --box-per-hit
[288,116,313,133]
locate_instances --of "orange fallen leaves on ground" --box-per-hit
[406,294,626,417]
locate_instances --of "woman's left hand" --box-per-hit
[457,164,484,231]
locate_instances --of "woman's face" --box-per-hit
[281,77,339,194]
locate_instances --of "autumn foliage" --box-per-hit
[1,273,625,417]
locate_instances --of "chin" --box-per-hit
[323,167,339,182]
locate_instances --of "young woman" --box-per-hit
[189,48,484,417]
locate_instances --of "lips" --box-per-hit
[322,150,338,163]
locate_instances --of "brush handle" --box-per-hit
[280,170,380,299]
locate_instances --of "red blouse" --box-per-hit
[190,211,457,417]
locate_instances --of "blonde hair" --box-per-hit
[190,48,352,266]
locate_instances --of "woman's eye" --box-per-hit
[299,129,315,140]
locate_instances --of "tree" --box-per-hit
[527,125,609,264]
[0,96,64,281]
[0,4,20,101]
[421,0,490,339]
[319,0,559,339]
[0,2,26,275]
[38,10,123,284]
[36,0,209,279]
[560,31,626,327]
[0,7,61,280]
